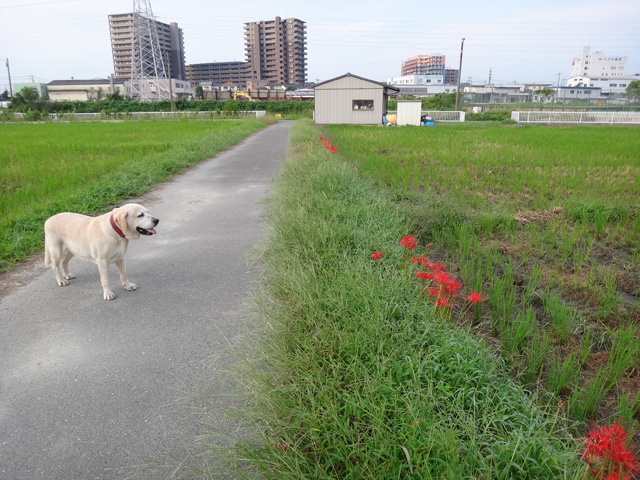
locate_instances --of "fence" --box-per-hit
[387,110,465,122]
[511,111,640,124]
[10,110,268,121]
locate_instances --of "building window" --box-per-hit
[353,99,374,111]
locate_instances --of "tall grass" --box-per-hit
[324,122,640,440]
[0,119,271,271]
[237,120,581,479]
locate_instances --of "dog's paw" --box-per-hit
[123,282,137,292]
[64,273,76,280]
[103,290,116,301]
[58,279,70,287]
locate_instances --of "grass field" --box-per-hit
[0,118,273,271]
[322,123,640,444]
[236,120,584,479]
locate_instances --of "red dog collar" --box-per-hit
[110,214,126,238]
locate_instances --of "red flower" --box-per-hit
[411,256,429,265]
[415,272,433,280]
[436,297,452,308]
[318,135,323,140]
[582,423,638,478]
[352,168,358,173]
[428,287,440,297]
[400,236,417,251]
[371,251,383,261]
[467,293,485,304]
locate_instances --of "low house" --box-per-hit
[47,78,131,101]
[314,73,399,125]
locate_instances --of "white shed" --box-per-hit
[397,100,422,126]
[314,73,399,125]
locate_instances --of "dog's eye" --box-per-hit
[138,213,144,217]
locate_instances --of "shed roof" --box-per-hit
[314,73,400,92]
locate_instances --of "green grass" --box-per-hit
[0,118,272,271]
[235,120,581,479]
[321,122,640,444]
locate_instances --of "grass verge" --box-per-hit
[0,118,274,271]
[235,120,581,479]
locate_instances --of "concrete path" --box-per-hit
[0,120,292,479]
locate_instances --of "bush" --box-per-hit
[466,110,513,122]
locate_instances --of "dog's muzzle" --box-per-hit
[137,218,159,236]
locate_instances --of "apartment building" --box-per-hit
[108,13,186,80]
[186,62,249,86]
[244,17,307,87]
[401,54,446,77]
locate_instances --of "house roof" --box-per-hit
[48,78,127,86]
[314,73,400,92]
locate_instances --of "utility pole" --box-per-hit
[166,52,174,112]
[454,38,465,111]
[4,58,12,97]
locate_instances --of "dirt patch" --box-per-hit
[514,206,564,224]
[0,253,46,300]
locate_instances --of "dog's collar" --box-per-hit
[110,214,126,239]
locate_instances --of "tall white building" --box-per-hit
[568,46,638,96]
[571,46,627,78]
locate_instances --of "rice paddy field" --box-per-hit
[0,118,272,272]
[323,122,640,444]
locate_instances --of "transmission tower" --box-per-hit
[130,0,169,101]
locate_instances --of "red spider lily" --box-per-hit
[428,287,440,297]
[371,251,383,261]
[400,236,418,251]
[415,272,433,280]
[318,135,323,140]
[436,297,452,308]
[429,263,446,272]
[466,292,485,304]
[411,256,430,265]
[582,422,638,479]
[352,168,358,173]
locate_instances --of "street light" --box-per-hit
[455,38,465,111]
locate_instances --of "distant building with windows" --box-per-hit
[108,13,186,81]
[244,17,307,87]
[401,54,445,76]
[568,46,639,96]
[186,62,249,86]
[571,46,627,78]
[444,68,459,86]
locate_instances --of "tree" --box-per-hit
[534,88,555,103]
[1,90,9,101]
[626,80,640,104]
[9,86,41,110]
[194,85,203,100]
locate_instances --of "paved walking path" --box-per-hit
[0,120,292,479]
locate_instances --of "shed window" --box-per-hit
[353,99,374,111]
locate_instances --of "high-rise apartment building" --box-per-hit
[244,17,307,87]
[401,54,446,77]
[570,46,627,78]
[108,13,186,81]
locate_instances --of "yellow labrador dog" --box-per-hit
[44,203,159,300]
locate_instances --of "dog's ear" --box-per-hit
[113,207,129,236]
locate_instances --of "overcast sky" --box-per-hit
[1,0,639,91]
